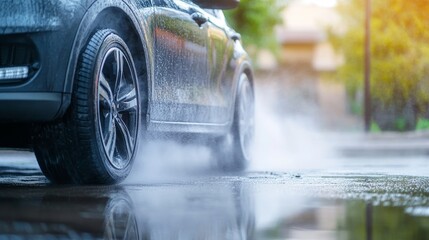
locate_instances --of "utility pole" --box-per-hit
[364,0,372,132]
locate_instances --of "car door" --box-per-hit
[205,10,235,124]
[150,0,212,125]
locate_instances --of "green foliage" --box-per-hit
[370,121,381,133]
[224,0,285,55]
[329,0,429,130]
[338,201,429,240]
[394,117,407,132]
[415,118,429,130]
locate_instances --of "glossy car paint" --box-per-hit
[0,0,253,146]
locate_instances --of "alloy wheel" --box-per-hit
[238,74,255,162]
[97,47,139,170]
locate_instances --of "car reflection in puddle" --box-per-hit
[0,187,138,239]
[3,185,429,240]
[0,183,255,240]
[2,154,429,239]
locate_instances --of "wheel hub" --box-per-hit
[112,104,118,118]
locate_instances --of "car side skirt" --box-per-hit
[147,120,231,135]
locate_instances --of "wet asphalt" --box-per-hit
[1,149,429,240]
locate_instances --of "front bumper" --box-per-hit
[0,92,63,122]
[0,1,86,123]
[0,32,71,122]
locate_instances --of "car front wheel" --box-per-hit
[33,29,141,184]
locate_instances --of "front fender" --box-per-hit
[58,0,154,118]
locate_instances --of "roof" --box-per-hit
[278,30,325,44]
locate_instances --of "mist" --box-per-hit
[125,77,341,184]
[250,80,339,172]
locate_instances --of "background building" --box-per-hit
[257,1,358,130]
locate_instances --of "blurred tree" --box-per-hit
[224,0,285,56]
[329,0,429,131]
[338,200,429,240]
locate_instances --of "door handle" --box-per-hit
[228,30,241,41]
[191,12,208,27]
[231,33,241,41]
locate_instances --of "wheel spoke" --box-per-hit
[123,214,132,239]
[114,49,124,95]
[105,121,117,160]
[115,116,134,158]
[109,213,117,240]
[100,101,112,119]
[117,88,137,112]
[99,73,113,103]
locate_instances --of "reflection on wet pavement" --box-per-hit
[2,151,429,239]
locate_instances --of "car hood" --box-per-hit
[0,0,91,35]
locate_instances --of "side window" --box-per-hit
[204,9,227,24]
[171,0,200,11]
[180,0,200,7]
[214,10,226,23]
[204,9,216,16]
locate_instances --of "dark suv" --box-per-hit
[0,0,254,184]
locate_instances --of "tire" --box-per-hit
[103,191,139,239]
[213,73,255,171]
[33,29,141,184]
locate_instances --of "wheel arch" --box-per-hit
[227,59,255,127]
[242,64,255,91]
[59,1,153,118]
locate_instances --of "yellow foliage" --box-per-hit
[330,0,429,127]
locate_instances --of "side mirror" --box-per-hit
[192,0,239,10]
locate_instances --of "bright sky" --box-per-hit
[300,0,337,8]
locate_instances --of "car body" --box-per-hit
[0,0,254,184]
